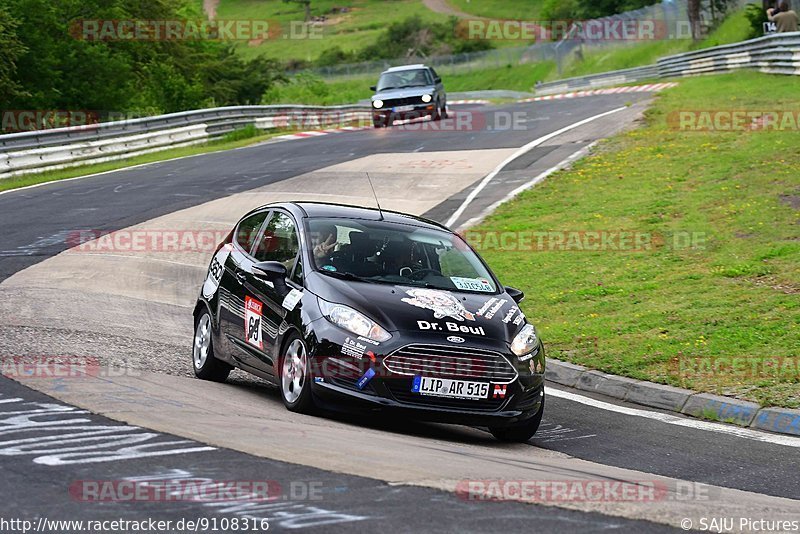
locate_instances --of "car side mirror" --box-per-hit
[505,286,524,304]
[252,261,289,294]
[434,77,442,83]
[370,85,377,91]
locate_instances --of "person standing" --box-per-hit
[768,1,799,32]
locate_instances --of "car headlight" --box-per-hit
[372,99,383,109]
[511,324,539,360]
[421,94,432,103]
[318,298,391,343]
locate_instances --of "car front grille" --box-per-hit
[383,344,518,383]
[384,96,424,107]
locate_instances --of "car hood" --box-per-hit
[372,86,435,101]
[306,272,525,343]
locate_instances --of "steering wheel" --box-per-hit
[406,268,442,280]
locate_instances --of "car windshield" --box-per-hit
[376,69,431,91]
[306,218,498,294]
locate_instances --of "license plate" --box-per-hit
[411,376,489,400]
[393,105,414,112]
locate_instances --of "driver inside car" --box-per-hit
[311,224,339,261]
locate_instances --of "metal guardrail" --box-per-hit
[533,32,800,95]
[657,31,800,77]
[533,64,660,95]
[0,105,369,179]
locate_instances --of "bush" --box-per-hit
[222,124,261,143]
[316,45,357,67]
[356,15,493,62]
[743,3,768,39]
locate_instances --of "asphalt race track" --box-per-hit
[1,95,798,533]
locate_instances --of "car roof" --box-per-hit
[261,201,450,233]
[382,64,429,73]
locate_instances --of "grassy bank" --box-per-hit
[554,9,753,80]
[469,72,799,408]
[261,8,751,105]
[262,62,556,105]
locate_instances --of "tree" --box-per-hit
[688,0,702,40]
[0,6,26,106]
[283,0,312,22]
[2,0,285,114]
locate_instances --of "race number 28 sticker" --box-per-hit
[244,296,264,350]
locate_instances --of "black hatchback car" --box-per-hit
[370,64,447,128]
[193,202,545,442]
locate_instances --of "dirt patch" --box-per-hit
[778,192,800,210]
[423,0,483,19]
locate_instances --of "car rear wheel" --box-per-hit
[192,312,232,382]
[280,334,317,413]
[488,393,544,442]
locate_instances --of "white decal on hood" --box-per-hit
[484,299,508,320]
[502,306,519,324]
[476,298,498,317]
[402,289,475,322]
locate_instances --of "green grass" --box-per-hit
[0,128,290,193]
[447,0,545,19]
[444,62,554,91]
[468,72,800,408]
[216,0,453,61]
[696,8,755,49]
[263,74,373,105]
[555,41,690,79]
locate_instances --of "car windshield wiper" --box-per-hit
[318,270,370,283]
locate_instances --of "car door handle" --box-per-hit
[235,271,247,285]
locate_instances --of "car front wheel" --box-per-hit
[432,101,443,121]
[280,334,317,413]
[192,312,232,382]
[373,114,389,128]
[488,393,544,442]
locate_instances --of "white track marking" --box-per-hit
[548,388,800,448]
[458,142,597,229]
[444,106,627,227]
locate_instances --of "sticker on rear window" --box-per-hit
[450,277,493,292]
